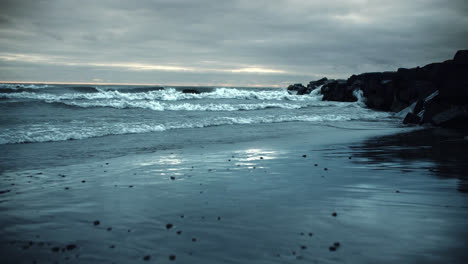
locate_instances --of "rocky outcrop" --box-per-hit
[287,49,468,129]
[320,80,357,102]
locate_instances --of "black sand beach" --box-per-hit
[1,124,468,263]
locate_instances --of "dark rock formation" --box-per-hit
[287,78,329,95]
[321,80,356,102]
[287,49,468,129]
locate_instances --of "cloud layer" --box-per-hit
[0,0,467,86]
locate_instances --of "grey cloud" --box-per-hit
[0,0,467,86]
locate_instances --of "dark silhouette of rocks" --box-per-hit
[288,50,468,129]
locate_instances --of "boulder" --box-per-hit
[403,112,421,125]
[321,80,357,102]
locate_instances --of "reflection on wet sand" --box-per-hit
[349,128,468,193]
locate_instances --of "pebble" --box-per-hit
[300,245,307,250]
[260,157,263,159]
[170,176,175,180]
[176,231,182,235]
[143,255,151,261]
[93,220,100,226]
[192,238,197,242]
[166,223,173,229]
[169,255,176,261]
[329,246,336,251]
[308,232,313,237]
[334,242,340,247]
[332,212,337,217]
[217,216,221,221]
[314,164,318,166]
[107,227,112,231]
[324,168,328,171]
[302,155,307,158]
[66,244,77,250]
[81,180,86,183]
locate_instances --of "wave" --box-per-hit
[110,86,164,93]
[0,83,50,89]
[48,99,310,111]
[0,113,386,144]
[0,88,38,93]
[0,88,322,102]
[69,86,100,93]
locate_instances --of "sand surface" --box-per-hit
[1,125,468,263]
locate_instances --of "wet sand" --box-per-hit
[1,125,468,263]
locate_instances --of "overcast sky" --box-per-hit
[0,0,467,87]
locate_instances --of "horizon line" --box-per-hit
[0,80,284,88]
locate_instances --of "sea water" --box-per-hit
[0,83,398,171]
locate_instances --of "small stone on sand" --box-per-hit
[169,255,176,261]
[143,255,151,261]
[170,176,175,180]
[93,220,100,226]
[329,246,336,251]
[192,238,197,242]
[177,231,182,235]
[302,155,307,158]
[81,180,86,183]
[66,244,76,250]
[334,242,340,247]
[166,223,173,229]
[300,245,307,250]
[332,212,337,217]
[107,227,112,231]
[308,232,313,237]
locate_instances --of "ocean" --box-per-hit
[0,83,396,171]
[2,83,468,263]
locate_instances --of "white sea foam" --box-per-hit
[353,89,366,107]
[0,113,389,144]
[0,83,50,89]
[52,99,311,111]
[1,87,322,102]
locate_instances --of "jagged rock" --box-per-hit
[308,77,328,89]
[321,80,357,102]
[287,83,307,95]
[286,49,468,129]
[431,106,468,128]
[403,112,421,124]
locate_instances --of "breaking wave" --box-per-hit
[0,114,379,144]
[1,87,322,101]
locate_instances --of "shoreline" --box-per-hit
[2,124,468,263]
